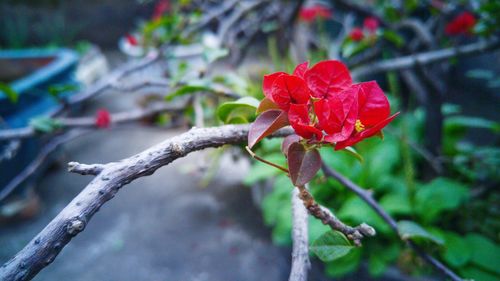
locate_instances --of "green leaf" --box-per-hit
[446,116,500,133]
[287,143,322,186]
[324,248,362,277]
[338,196,391,234]
[0,82,18,103]
[29,117,62,133]
[460,266,500,281]
[414,178,468,222]
[48,84,79,99]
[397,220,444,245]
[340,146,364,163]
[442,232,471,267]
[466,234,500,275]
[382,30,405,47]
[310,231,355,262]
[216,97,259,124]
[166,79,214,101]
[379,193,412,215]
[342,40,370,58]
[243,153,285,185]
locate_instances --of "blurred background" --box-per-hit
[0,0,499,280]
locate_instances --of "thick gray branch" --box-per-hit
[0,125,292,281]
[352,38,500,78]
[289,188,310,281]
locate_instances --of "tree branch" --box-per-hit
[321,164,464,281]
[289,188,310,281]
[352,38,500,78]
[0,125,293,281]
[296,185,375,246]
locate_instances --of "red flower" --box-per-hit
[250,60,398,151]
[95,109,111,128]
[349,27,364,41]
[445,11,476,36]
[288,104,323,140]
[363,17,379,33]
[126,34,138,46]
[304,60,352,99]
[299,5,332,23]
[152,0,171,20]
[335,82,399,150]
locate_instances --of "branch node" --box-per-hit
[66,219,85,236]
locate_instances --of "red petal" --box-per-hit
[262,72,286,101]
[95,109,111,128]
[315,85,358,142]
[363,17,379,33]
[335,112,399,150]
[271,74,310,111]
[356,81,390,126]
[305,60,352,99]
[293,62,309,78]
[288,104,322,140]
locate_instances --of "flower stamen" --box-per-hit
[355,119,365,133]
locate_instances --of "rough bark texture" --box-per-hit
[0,125,292,281]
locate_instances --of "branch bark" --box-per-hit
[321,164,464,281]
[352,38,500,78]
[0,125,293,281]
[288,188,310,281]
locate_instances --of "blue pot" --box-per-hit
[0,48,79,201]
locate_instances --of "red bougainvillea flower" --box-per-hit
[152,0,171,20]
[304,60,352,99]
[445,11,476,36]
[299,4,332,23]
[349,27,364,41]
[288,104,323,140]
[126,34,138,46]
[363,17,379,33]
[335,81,399,150]
[95,109,111,128]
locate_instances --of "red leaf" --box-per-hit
[287,142,322,186]
[271,74,310,111]
[262,72,286,101]
[293,62,309,78]
[256,97,280,114]
[248,110,289,148]
[281,134,301,156]
[305,60,352,99]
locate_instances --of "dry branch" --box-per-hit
[288,188,310,281]
[352,38,500,78]
[0,125,293,281]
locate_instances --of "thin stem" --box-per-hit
[245,146,289,173]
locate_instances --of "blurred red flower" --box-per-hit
[349,27,364,41]
[445,11,476,36]
[363,17,379,33]
[95,109,111,128]
[299,5,332,23]
[126,34,138,46]
[152,0,171,21]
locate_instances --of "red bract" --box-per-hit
[152,0,171,20]
[349,27,364,41]
[363,17,379,33]
[445,11,476,36]
[95,109,111,128]
[299,5,332,23]
[126,34,138,46]
[288,104,322,140]
[305,60,352,99]
[335,82,399,150]
[249,60,398,151]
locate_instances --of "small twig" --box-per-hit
[296,185,375,246]
[289,187,310,281]
[321,164,464,281]
[245,146,289,173]
[67,162,106,176]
